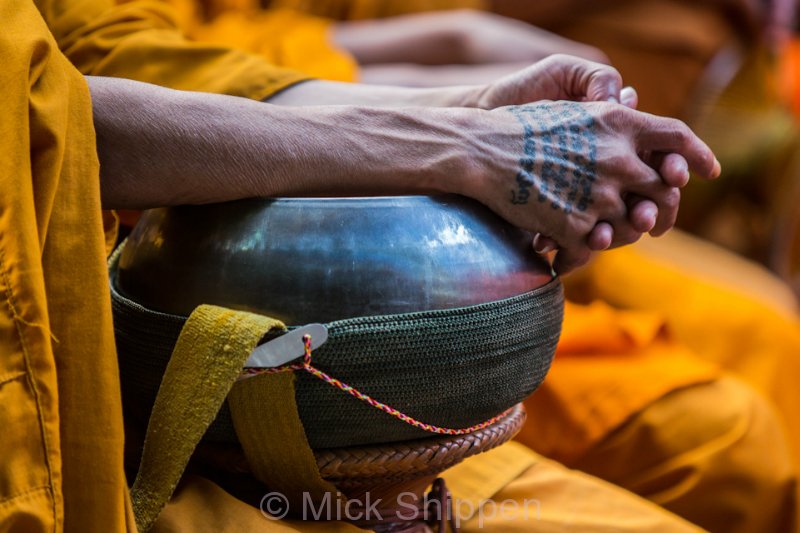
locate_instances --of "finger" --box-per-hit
[622,162,681,236]
[604,213,646,249]
[635,115,721,179]
[593,187,649,248]
[626,196,658,233]
[550,54,622,103]
[583,65,623,103]
[639,152,689,188]
[659,153,690,188]
[624,187,679,237]
[620,86,638,110]
[587,222,613,250]
[533,234,558,254]
[627,194,658,233]
[649,187,680,236]
[553,245,592,275]
[645,152,690,188]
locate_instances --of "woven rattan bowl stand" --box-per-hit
[319,403,526,532]
[195,403,526,532]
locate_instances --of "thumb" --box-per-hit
[620,86,638,109]
[578,62,623,103]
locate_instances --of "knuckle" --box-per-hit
[603,67,623,86]
[599,104,633,129]
[543,54,570,70]
[666,119,691,146]
[591,185,620,213]
[590,48,611,65]
[599,105,623,121]
[599,144,635,172]
[565,214,594,240]
[696,148,714,172]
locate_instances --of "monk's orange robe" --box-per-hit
[168,0,357,81]
[1,1,131,529]
[571,231,800,478]
[6,0,309,530]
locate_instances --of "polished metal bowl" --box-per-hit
[118,195,554,322]
[114,195,563,448]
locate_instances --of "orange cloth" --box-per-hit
[778,36,800,118]
[43,0,309,98]
[568,231,800,469]
[6,1,795,530]
[0,1,132,529]
[169,0,357,81]
[570,376,797,532]
[1,0,314,529]
[152,445,704,532]
[519,301,719,465]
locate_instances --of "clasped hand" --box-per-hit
[464,55,720,273]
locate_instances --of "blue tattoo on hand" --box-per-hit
[506,102,597,214]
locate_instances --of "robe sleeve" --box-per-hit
[182,7,358,82]
[35,0,310,100]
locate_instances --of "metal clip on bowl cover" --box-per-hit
[245,324,329,369]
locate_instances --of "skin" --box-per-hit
[332,10,607,66]
[331,9,608,88]
[356,62,534,88]
[89,56,719,274]
[533,86,694,256]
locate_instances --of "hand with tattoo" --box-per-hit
[466,99,720,274]
[456,54,719,272]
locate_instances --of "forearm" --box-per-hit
[87,76,486,209]
[332,9,608,68]
[331,12,474,65]
[359,63,531,88]
[266,79,477,107]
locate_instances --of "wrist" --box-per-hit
[430,108,507,200]
[412,85,484,108]
[453,84,493,109]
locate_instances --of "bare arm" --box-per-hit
[357,62,531,88]
[88,68,718,273]
[265,78,474,107]
[331,10,607,66]
[88,76,471,207]
[267,54,619,108]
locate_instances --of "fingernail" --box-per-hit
[647,214,657,232]
[711,157,722,178]
[620,86,636,106]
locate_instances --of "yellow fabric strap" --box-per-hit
[228,373,341,512]
[131,304,285,531]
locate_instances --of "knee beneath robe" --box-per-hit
[574,376,797,533]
